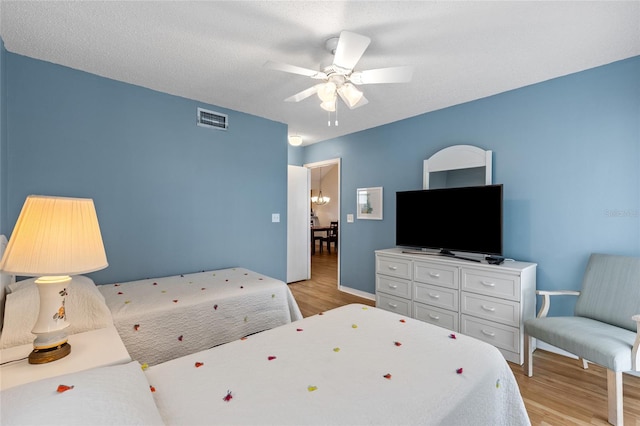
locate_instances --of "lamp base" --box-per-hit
[28,342,71,364]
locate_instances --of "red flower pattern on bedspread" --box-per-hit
[57,307,509,415]
[103,268,299,369]
[57,384,74,393]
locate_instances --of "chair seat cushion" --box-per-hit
[524,316,636,372]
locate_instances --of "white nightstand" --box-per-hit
[0,326,130,390]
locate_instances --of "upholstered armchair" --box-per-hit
[524,253,640,426]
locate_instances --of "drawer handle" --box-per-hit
[481,280,496,287]
[388,265,398,271]
[429,272,440,278]
[428,314,440,320]
[428,293,440,299]
[388,284,398,289]
[388,302,398,309]
[481,329,496,337]
[481,305,496,312]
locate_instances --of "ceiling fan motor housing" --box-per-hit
[325,37,340,55]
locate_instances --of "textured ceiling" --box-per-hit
[1,1,639,145]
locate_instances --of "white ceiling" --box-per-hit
[1,1,639,146]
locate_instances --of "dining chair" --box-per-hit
[322,221,338,254]
[311,223,324,255]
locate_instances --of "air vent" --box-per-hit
[197,107,228,130]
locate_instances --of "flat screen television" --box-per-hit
[395,184,503,258]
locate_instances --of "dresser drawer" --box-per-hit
[461,315,519,353]
[414,282,458,311]
[413,302,459,331]
[461,293,520,327]
[376,255,412,280]
[414,261,458,289]
[376,293,411,317]
[462,269,521,301]
[376,275,412,299]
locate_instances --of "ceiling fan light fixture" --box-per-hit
[337,83,363,108]
[320,100,336,112]
[317,82,337,102]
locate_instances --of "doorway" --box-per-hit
[305,158,340,289]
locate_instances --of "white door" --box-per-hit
[287,165,310,283]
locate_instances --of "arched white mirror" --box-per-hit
[423,145,492,189]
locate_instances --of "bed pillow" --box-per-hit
[0,275,113,349]
[0,361,165,425]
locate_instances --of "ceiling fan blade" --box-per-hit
[350,66,414,85]
[333,31,371,71]
[285,85,319,103]
[338,91,369,110]
[263,60,327,79]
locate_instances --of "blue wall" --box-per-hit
[0,39,6,234]
[4,53,289,284]
[287,144,304,167]
[3,44,638,319]
[303,56,640,316]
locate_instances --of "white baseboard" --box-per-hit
[338,285,375,301]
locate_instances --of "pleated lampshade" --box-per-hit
[0,195,108,276]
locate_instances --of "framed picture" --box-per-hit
[357,187,383,220]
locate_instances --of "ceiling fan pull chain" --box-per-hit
[327,110,331,127]
[335,102,339,126]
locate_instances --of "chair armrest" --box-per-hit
[536,290,581,318]
[633,314,640,370]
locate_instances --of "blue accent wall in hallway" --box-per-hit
[5,53,288,284]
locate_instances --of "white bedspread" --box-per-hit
[99,268,302,366]
[146,304,530,425]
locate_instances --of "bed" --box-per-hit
[1,303,530,425]
[0,233,302,367]
[98,267,302,365]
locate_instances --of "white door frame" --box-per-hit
[304,158,341,288]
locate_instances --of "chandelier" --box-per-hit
[311,190,330,206]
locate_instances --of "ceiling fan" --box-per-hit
[264,31,413,114]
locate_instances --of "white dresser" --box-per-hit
[375,248,536,364]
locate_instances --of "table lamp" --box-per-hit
[0,195,108,364]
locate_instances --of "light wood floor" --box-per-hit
[288,247,375,317]
[288,249,640,425]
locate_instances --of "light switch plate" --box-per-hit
[347,214,354,223]
[272,213,280,223]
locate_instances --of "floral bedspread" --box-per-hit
[145,303,530,425]
[99,268,302,366]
